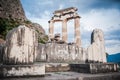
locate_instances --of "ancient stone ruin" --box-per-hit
[49,7,81,47]
[0,7,119,78]
[46,7,106,63]
[87,29,107,63]
[4,25,38,65]
[0,25,45,77]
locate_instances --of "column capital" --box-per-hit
[48,20,54,23]
[74,16,81,19]
[74,13,81,19]
[62,19,68,22]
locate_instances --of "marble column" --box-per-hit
[62,19,67,43]
[49,20,54,39]
[74,17,81,47]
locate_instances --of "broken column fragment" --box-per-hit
[87,29,106,63]
[3,25,38,64]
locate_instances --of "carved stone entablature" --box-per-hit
[48,7,81,47]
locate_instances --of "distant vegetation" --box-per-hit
[0,18,33,39]
[0,18,20,39]
[0,18,48,43]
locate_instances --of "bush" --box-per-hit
[0,18,48,44]
[0,18,20,39]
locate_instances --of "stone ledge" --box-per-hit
[70,63,119,74]
[0,64,45,77]
[1,72,120,80]
[45,63,70,72]
[45,63,119,74]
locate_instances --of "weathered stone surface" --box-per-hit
[0,43,5,63]
[45,63,70,72]
[37,43,87,63]
[49,7,81,46]
[0,0,26,21]
[36,43,46,62]
[70,63,119,74]
[0,64,45,77]
[87,29,106,63]
[3,25,38,65]
[1,72,120,80]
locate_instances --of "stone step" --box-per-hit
[1,72,120,80]
[45,63,119,74]
[0,64,45,77]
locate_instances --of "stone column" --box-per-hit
[74,17,81,47]
[62,19,67,43]
[49,20,54,39]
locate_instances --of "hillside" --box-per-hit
[0,0,48,43]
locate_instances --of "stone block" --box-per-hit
[0,64,45,77]
[3,25,38,65]
[37,43,86,63]
[70,63,119,74]
[36,43,46,62]
[45,63,70,72]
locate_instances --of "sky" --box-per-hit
[21,0,120,54]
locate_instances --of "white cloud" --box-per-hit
[78,8,120,54]
[26,11,49,34]
[105,39,120,54]
[59,4,64,9]
[106,44,120,54]
[105,40,120,45]
[41,10,51,19]
[80,8,120,32]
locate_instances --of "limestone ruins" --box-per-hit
[4,25,38,64]
[49,7,81,47]
[47,7,106,63]
[0,7,119,77]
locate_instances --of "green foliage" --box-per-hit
[24,20,31,24]
[0,18,33,39]
[0,18,20,39]
[0,18,48,44]
[38,35,48,44]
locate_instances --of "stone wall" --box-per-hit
[0,64,45,77]
[36,43,46,62]
[3,25,38,65]
[36,43,87,63]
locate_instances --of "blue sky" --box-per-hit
[21,0,120,54]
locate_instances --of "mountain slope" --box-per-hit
[0,0,48,43]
